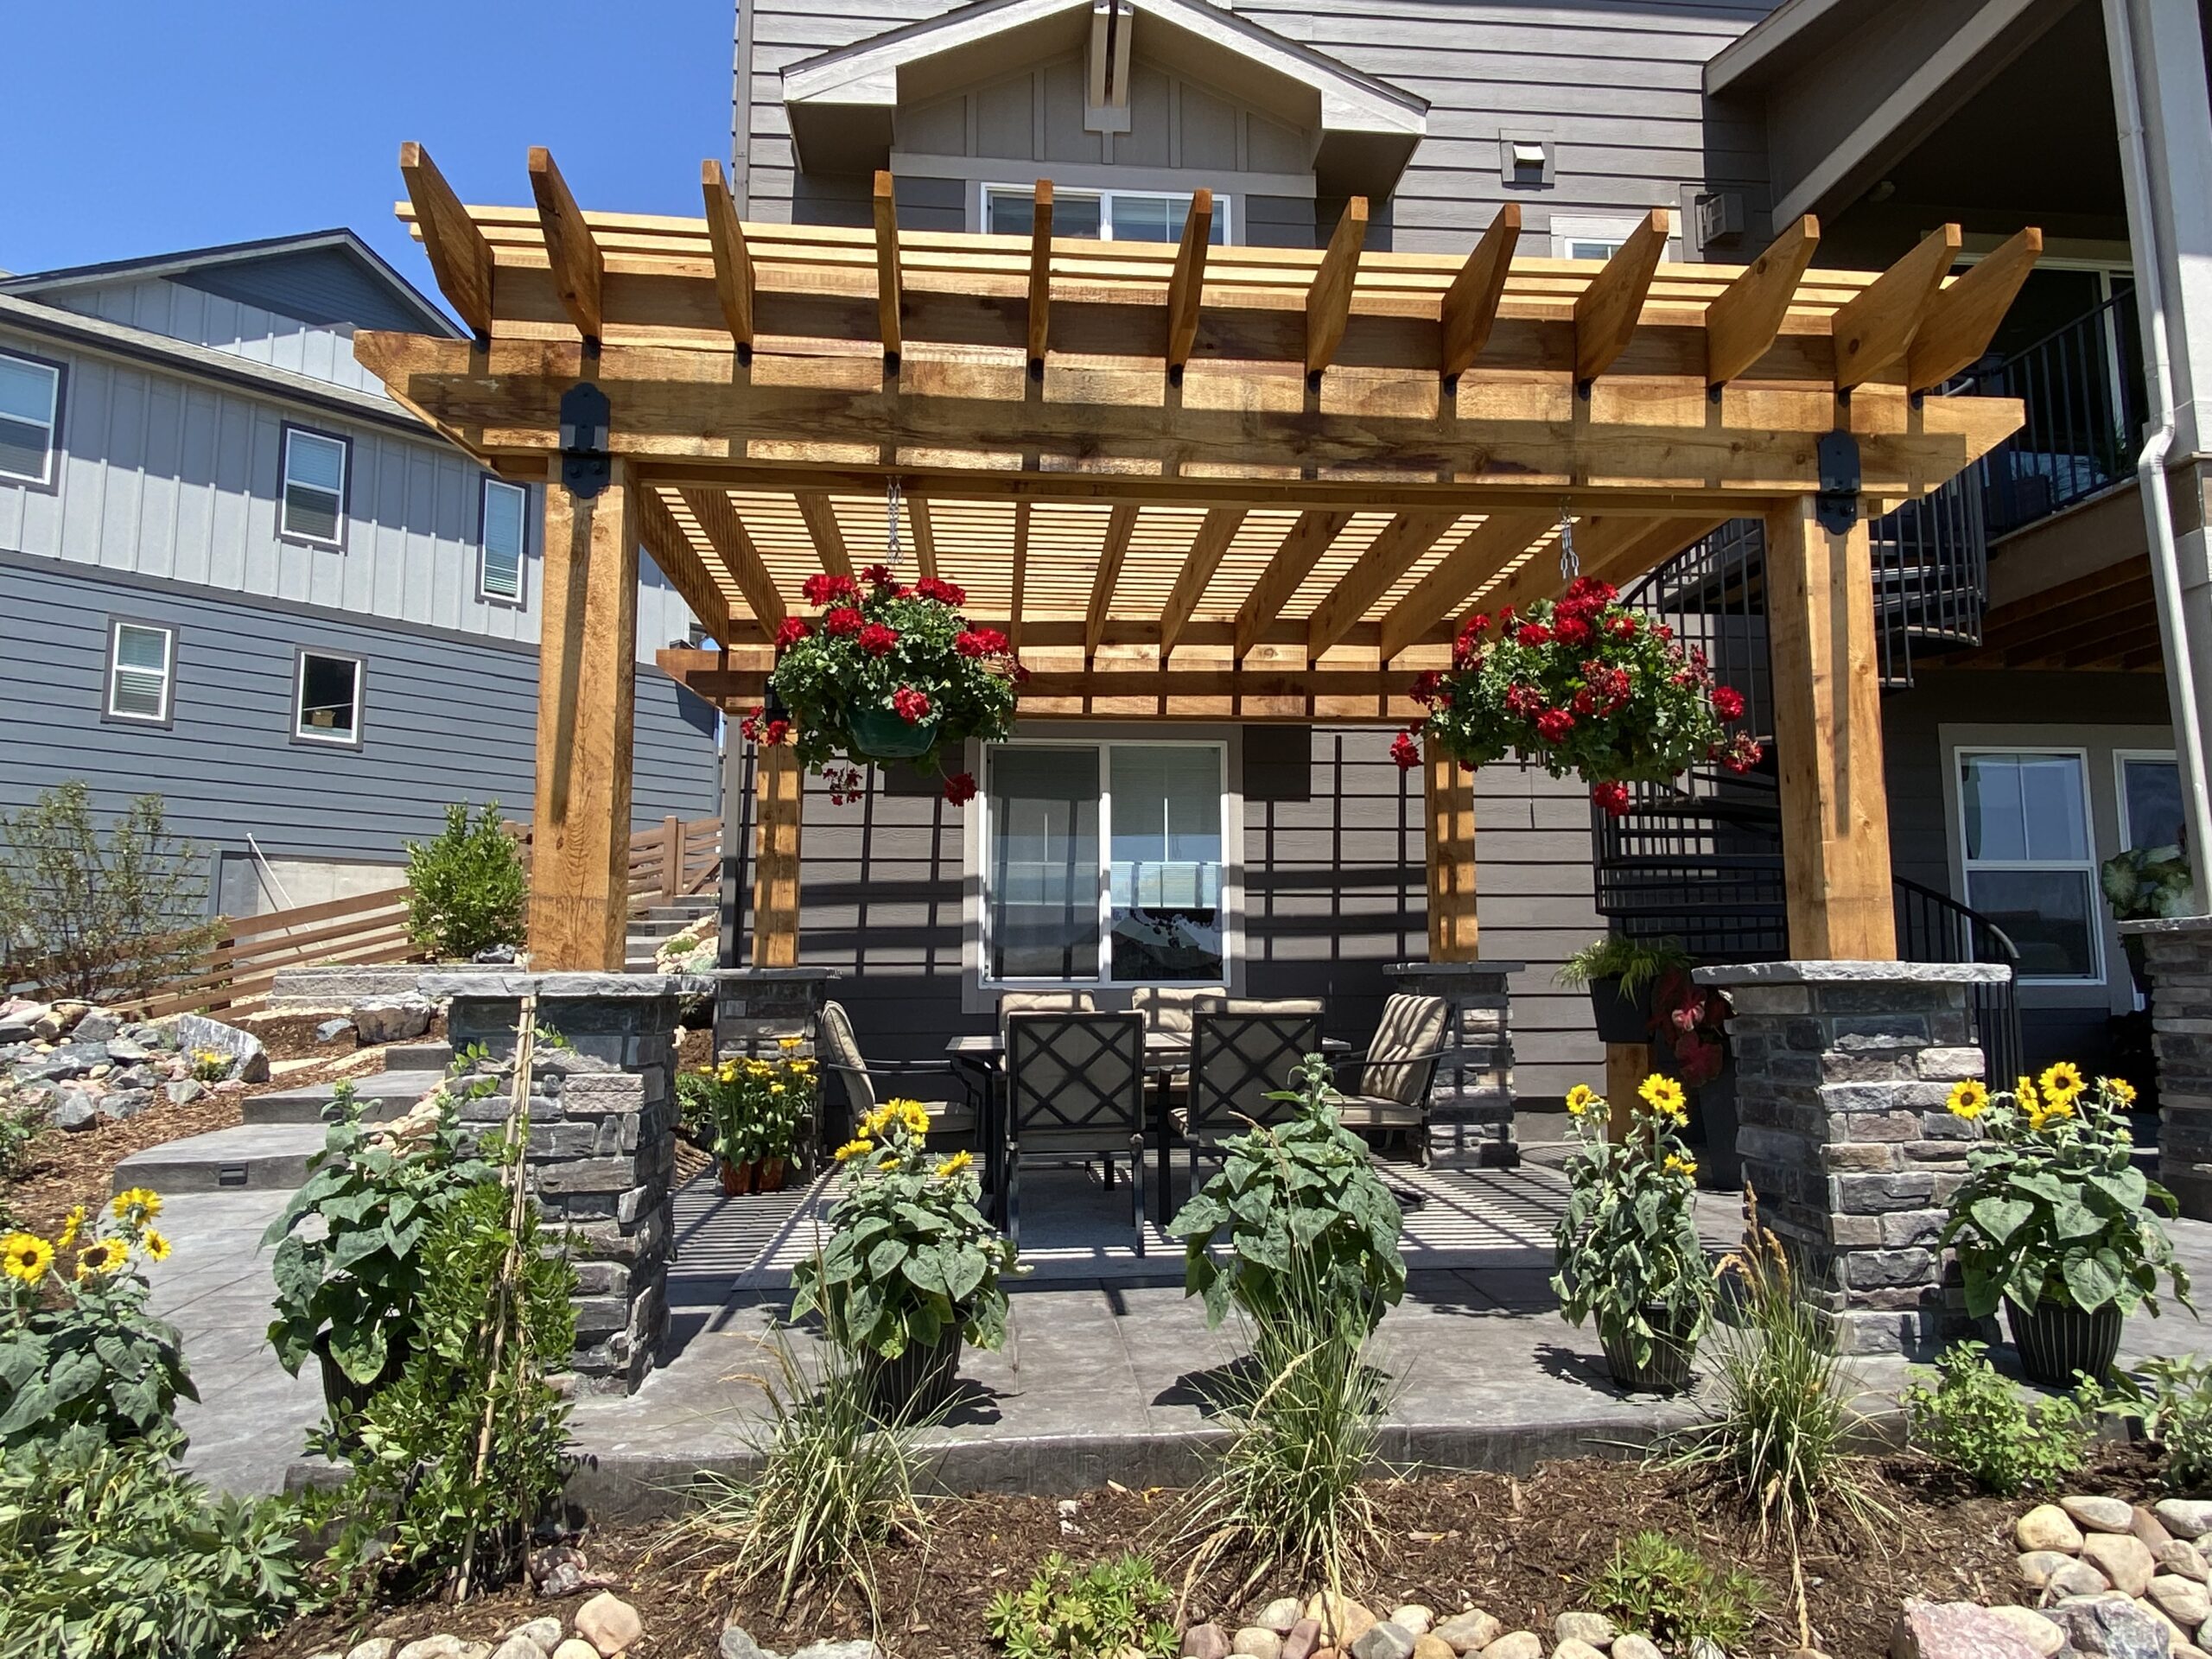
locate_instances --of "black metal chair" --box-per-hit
[1328,991,1452,1166]
[1181,1001,1325,1191]
[1003,1010,1148,1255]
[817,1000,976,1164]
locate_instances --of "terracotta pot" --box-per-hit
[2007,1295,2123,1388]
[719,1158,755,1197]
[756,1155,787,1193]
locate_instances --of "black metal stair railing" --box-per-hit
[1895,874,2025,1087]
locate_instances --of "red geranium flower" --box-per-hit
[892,686,931,723]
[956,627,1009,658]
[1608,613,1638,639]
[1504,683,1545,717]
[1717,732,1766,774]
[1535,708,1576,744]
[1464,612,1492,637]
[1572,685,1598,715]
[802,573,861,606]
[1554,614,1592,645]
[1516,623,1552,647]
[737,706,762,741]
[858,623,899,656]
[762,718,790,746]
[916,576,969,607]
[1592,780,1632,817]
[943,771,978,804]
[1411,670,1446,705]
[1389,729,1422,771]
[861,563,896,588]
[824,606,865,637]
[774,616,812,648]
[1712,684,1746,721]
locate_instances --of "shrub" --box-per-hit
[0,1085,46,1228]
[0,1428,306,1659]
[403,800,528,961]
[1168,1052,1407,1334]
[790,1099,1019,1362]
[0,781,223,1001]
[1584,1531,1764,1653]
[2107,1354,2212,1491]
[1,1190,193,1449]
[987,1552,1179,1659]
[1903,1340,2091,1495]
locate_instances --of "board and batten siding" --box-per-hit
[0,553,720,896]
[731,727,1604,1103]
[46,276,397,399]
[0,322,699,659]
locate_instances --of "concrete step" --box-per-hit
[112,1122,327,1196]
[381,1041,454,1071]
[242,1069,449,1126]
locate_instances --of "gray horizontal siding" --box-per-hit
[0,556,719,890]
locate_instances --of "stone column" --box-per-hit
[1383,960,1520,1166]
[711,967,837,1059]
[2120,917,2212,1220]
[422,970,709,1395]
[1697,961,2005,1357]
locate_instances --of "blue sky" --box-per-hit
[3,1,733,310]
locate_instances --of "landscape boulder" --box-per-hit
[1891,1602,2040,1659]
[173,1012,269,1083]
[2162,1501,2212,1541]
[352,995,434,1046]
[1431,1611,1502,1655]
[575,1592,642,1656]
[2044,1593,2176,1659]
[52,1088,98,1131]
[1347,1621,1414,1659]
[2082,1532,2159,1598]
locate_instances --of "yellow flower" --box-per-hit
[3,1232,54,1287]
[833,1137,874,1163]
[778,1036,804,1052]
[1946,1079,1990,1121]
[2039,1061,2085,1105]
[55,1205,86,1251]
[1637,1074,1688,1121]
[2015,1077,2041,1113]
[716,1061,739,1084]
[859,1103,897,1139]
[936,1151,975,1179]
[2040,1095,2075,1125]
[896,1100,931,1137]
[1565,1084,1599,1119]
[112,1187,162,1225]
[1663,1153,1698,1180]
[141,1228,172,1263]
[2107,1076,2139,1107]
[74,1237,127,1279]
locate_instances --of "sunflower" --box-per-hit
[74,1237,128,1279]
[141,1228,172,1263]
[895,1100,931,1137]
[833,1136,874,1163]
[55,1205,86,1251]
[3,1232,54,1287]
[1662,1152,1698,1180]
[1945,1079,1990,1121]
[111,1186,162,1224]
[2107,1076,2139,1107]
[1565,1084,1599,1119]
[2015,1076,2042,1114]
[1637,1074,1688,1121]
[859,1103,899,1139]
[936,1151,975,1179]
[2039,1061,2086,1105]
[715,1061,739,1084]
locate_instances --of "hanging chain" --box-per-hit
[1556,504,1580,581]
[884,477,903,569]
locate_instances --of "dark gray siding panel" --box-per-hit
[170,253,438,335]
[1244,195,1319,249]
[892,174,968,231]
[0,556,719,885]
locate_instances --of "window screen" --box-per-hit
[481,478,527,601]
[106,622,173,721]
[282,429,347,544]
[296,652,362,743]
[0,353,60,485]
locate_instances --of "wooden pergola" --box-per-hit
[353,144,2037,976]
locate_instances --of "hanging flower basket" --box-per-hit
[745,566,1023,804]
[1392,576,1764,817]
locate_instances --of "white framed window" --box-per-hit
[105,620,174,724]
[279,424,349,547]
[2116,749,2183,854]
[0,349,64,487]
[1550,213,1681,262]
[480,477,528,602]
[981,739,1229,987]
[294,649,364,746]
[983,183,1230,245]
[1955,747,2102,983]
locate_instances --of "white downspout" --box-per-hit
[2106,0,2212,911]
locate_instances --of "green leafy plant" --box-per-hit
[0,1086,46,1228]
[691,1045,817,1171]
[1399,575,1762,817]
[681,1325,937,1616]
[1936,1067,2190,1320]
[987,1552,1179,1659]
[1583,1531,1764,1654]
[1,1190,193,1449]
[0,1428,307,1659]
[403,800,528,961]
[0,781,224,1001]
[263,1080,495,1396]
[2103,1354,2212,1491]
[1550,1073,1713,1370]
[758,565,1020,804]
[1556,934,1693,997]
[791,1099,1020,1361]
[187,1046,234,1084]
[1904,1341,2092,1495]
[1167,1052,1408,1333]
[2103,844,2195,922]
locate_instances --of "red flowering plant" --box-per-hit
[747,566,1020,804]
[1396,575,1763,817]
[1648,964,1731,1086]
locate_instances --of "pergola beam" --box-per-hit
[1704,215,1820,390]
[398,142,493,339]
[1165,189,1213,373]
[908,493,939,581]
[700,158,755,354]
[636,485,739,643]
[1831,222,1962,391]
[1377,511,1554,661]
[1477,513,1726,620]
[1160,508,1245,661]
[796,492,855,578]
[1306,511,1460,662]
[1236,510,1352,661]
[872,169,903,362]
[1306,197,1368,378]
[525,147,602,345]
[1574,209,1669,388]
[1008,499,1030,656]
[1085,504,1139,656]
[1440,204,1520,384]
[1907,226,2043,392]
[677,486,785,632]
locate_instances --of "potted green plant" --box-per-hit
[694,1044,817,1195]
[1394,575,1762,817]
[1551,1072,1713,1394]
[790,1099,1021,1417]
[1937,1065,2191,1386]
[753,565,1022,806]
[2103,844,2194,994]
[1557,934,1694,1046]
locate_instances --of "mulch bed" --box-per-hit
[249,1447,2170,1659]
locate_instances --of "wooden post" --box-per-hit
[1764,495,1898,959]
[1422,753,1478,962]
[529,461,639,970]
[659,815,682,903]
[1605,1043,1647,1141]
[751,745,803,967]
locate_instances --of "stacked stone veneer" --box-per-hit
[1383,960,1519,1166]
[422,970,709,1395]
[710,967,836,1062]
[1698,961,2007,1357]
[2122,917,2212,1221]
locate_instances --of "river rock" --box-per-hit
[1258,1600,1305,1635]
[1552,1643,1607,1659]
[1479,1637,1541,1659]
[1985,1607,2066,1658]
[396,1639,483,1659]
[1389,1607,1433,1637]
[164,1077,205,1105]
[1348,1623,1414,1659]
[2045,1593,2175,1659]
[71,1011,119,1044]
[1891,1600,2040,1659]
[2019,1551,2079,1588]
[2163,1542,2212,1584]
[789,1642,878,1659]
[2140,1510,2181,1550]
[2069,1498,2142,1535]
[1306,1594,1377,1647]
[575,1592,642,1656]
[346,1643,397,1659]
[490,1639,544,1659]
[2162,1503,2212,1541]
[503,1620,563,1656]
[715,1626,772,1659]
[105,1033,149,1063]
[1554,1612,1616,1648]
[51,1086,98,1130]
[2085,1533,2160,1598]
[1411,1640,1454,1659]
[2151,1574,2212,1629]
[2047,1559,2116,1600]
[1433,1611,1502,1655]
[99,1089,149,1122]
[1184,1625,1232,1659]
[1613,1637,1664,1659]
[315,1017,357,1045]
[1281,1618,1324,1659]
[2019,1505,2086,1553]
[1235,1629,1285,1659]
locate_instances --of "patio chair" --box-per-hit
[1003,1010,1148,1255]
[1329,992,1452,1167]
[817,1000,976,1161]
[1130,984,1228,1036]
[1180,1001,1325,1191]
[996,989,1097,1036]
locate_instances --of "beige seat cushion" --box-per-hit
[1363,992,1450,1105]
[997,989,1098,1038]
[1334,1093,1424,1128]
[1130,985,1228,1035]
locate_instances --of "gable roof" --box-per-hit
[782,0,1427,200]
[0,228,462,339]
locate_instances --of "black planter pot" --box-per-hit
[862,1332,963,1421]
[1600,1308,1697,1395]
[315,1331,410,1434]
[1588,976,1655,1044]
[2006,1296,2124,1388]
[1686,1061,1742,1193]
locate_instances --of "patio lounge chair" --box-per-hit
[1003,1010,1147,1255]
[1180,1001,1325,1190]
[817,999,976,1160]
[1329,991,1452,1167]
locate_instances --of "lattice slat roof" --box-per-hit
[353,147,2037,719]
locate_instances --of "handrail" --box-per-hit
[1892,873,2022,964]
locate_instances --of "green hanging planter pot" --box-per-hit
[845,704,943,762]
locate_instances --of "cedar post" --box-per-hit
[752,745,803,967]
[1605,1043,1646,1141]
[1764,496,1898,959]
[1422,753,1478,961]
[529,460,639,970]
[659,814,682,903]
